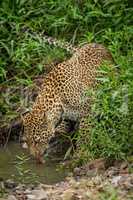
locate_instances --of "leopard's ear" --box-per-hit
[21,109,30,121]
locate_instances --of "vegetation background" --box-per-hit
[0,0,133,163]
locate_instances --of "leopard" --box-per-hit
[22,42,113,163]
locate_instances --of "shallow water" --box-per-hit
[0,142,68,184]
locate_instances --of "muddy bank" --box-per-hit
[1,159,133,200]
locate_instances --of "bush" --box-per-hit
[75,27,133,163]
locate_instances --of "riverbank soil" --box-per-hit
[1,159,133,200]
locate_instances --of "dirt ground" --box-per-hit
[1,159,133,200]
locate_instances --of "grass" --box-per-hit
[14,154,39,184]
[0,0,133,163]
[75,27,133,163]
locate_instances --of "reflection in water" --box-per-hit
[0,142,67,184]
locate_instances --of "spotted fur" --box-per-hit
[22,43,113,163]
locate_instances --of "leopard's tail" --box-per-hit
[21,27,77,54]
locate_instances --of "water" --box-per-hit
[0,142,68,184]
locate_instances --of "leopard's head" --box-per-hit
[21,111,51,164]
